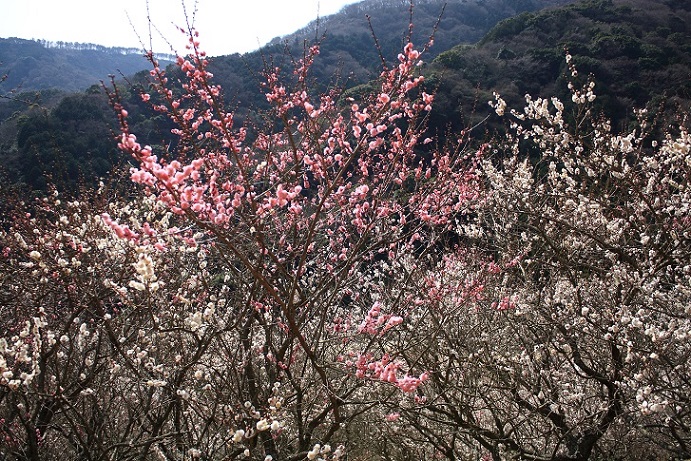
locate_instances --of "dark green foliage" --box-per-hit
[7,92,119,190]
[0,69,178,192]
[427,0,691,134]
[482,13,532,43]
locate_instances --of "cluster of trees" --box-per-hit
[34,39,176,60]
[7,90,116,190]
[1,21,689,461]
[0,73,177,192]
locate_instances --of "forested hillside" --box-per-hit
[0,38,173,93]
[0,0,574,192]
[426,0,691,132]
[207,0,575,108]
[2,0,690,189]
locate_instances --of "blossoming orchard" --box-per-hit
[1,24,690,461]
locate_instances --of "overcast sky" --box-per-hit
[1,0,362,57]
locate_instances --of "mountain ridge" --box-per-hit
[204,0,575,118]
[0,37,173,94]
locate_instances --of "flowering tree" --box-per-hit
[0,190,241,460]
[111,29,485,459]
[0,26,482,460]
[387,58,691,460]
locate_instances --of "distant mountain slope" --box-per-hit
[427,0,691,131]
[207,0,575,107]
[0,1,577,99]
[280,0,576,72]
[0,38,172,94]
[5,0,688,193]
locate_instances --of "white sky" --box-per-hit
[0,0,363,57]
